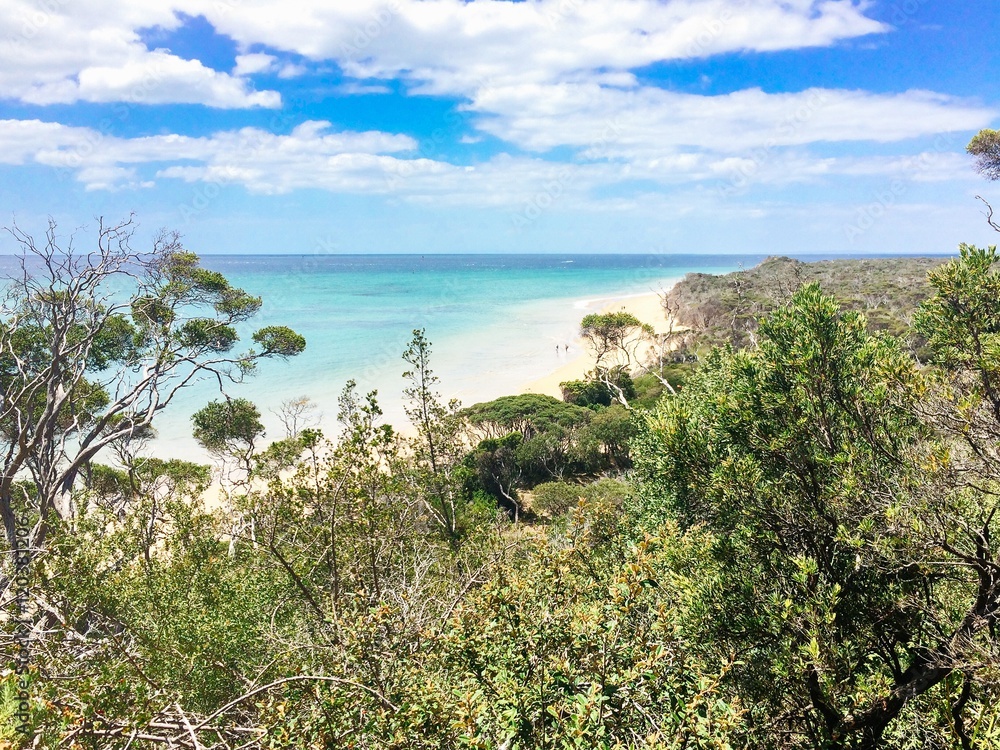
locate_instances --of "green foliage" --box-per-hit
[667,255,945,354]
[580,311,655,372]
[87,313,140,369]
[403,329,467,537]
[36,252,1000,750]
[561,367,636,408]
[914,244,1000,373]
[461,392,640,514]
[462,395,591,505]
[529,477,630,518]
[561,377,616,408]
[581,312,654,345]
[87,457,210,508]
[968,128,1000,181]
[442,524,742,749]
[631,283,997,747]
[577,404,636,471]
[252,325,307,357]
[31,461,279,738]
[178,317,239,351]
[463,393,593,440]
[191,397,264,457]
[640,362,695,397]
[0,218,304,572]
[463,432,522,514]
[158,250,262,319]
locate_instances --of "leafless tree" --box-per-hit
[273,395,320,438]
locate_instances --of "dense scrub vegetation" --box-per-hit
[666,255,946,352]
[7,209,1000,748]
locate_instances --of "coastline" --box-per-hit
[181,278,680,508]
[520,283,676,400]
[151,274,685,460]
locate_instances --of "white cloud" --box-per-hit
[336,81,393,96]
[277,63,308,79]
[0,119,86,164]
[0,1,886,109]
[0,116,619,202]
[0,0,987,210]
[832,151,976,183]
[465,84,994,157]
[0,0,279,108]
[0,113,981,212]
[0,0,983,176]
[76,165,153,192]
[66,51,281,108]
[202,0,890,96]
[0,118,421,190]
[233,53,277,76]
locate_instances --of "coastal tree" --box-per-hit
[192,397,266,499]
[580,311,653,371]
[192,398,265,461]
[460,394,633,512]
[0,216,305,572]
[462,393,592,441]
[30,248,1000,748]
[274,394,320,438]
[580,311,654,405]
[465,432,524,519]
[968,129,1000,182]
[560,367,637,408]
[632,278,1000,748]
[402,329,465,537]
[968,129,1000,232]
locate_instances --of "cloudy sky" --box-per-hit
[0,0,997,254]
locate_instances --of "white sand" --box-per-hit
[184,281,683,505]
[520,285,679,399]
[152,279,684,467]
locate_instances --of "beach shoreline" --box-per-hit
[520,283,676,400]
[150,274,685,460]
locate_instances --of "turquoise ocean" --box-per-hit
[6,252,803,457]
[147,253,760,457]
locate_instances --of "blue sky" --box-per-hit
[0,0,997,255]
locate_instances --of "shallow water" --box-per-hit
[0,252,772,457]
[149,253,758,456]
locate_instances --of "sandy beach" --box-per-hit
[191,280,681,509]
[520,284,675,399]
[151,274,686,467]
